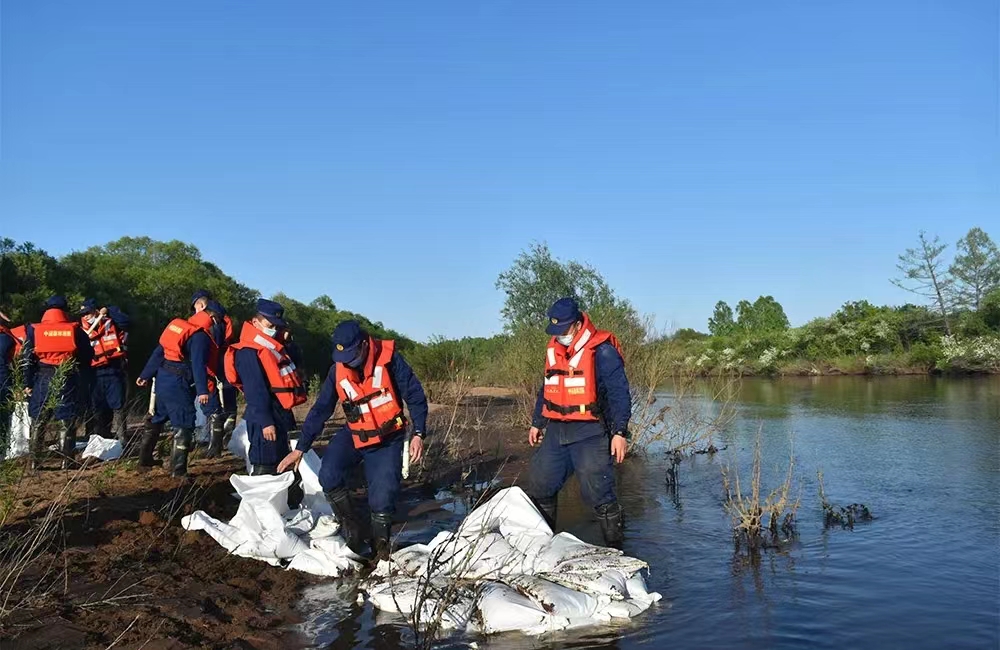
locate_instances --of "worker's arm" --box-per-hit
[389,352,428,436]
[296,367,339,453]
[187,331,211,396]
[595,342,632,437]
[234,348,274,428]
[139,346,164,382]
[531,384,548,430]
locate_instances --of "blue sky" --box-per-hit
[1,1,997,341]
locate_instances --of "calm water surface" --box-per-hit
[299,377,1000,649]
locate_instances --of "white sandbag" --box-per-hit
[505,575,603,620]
[476,582,551,634]
[182,510,253,554]
[81,435,122,461]
[287,536,362,577]
[227,419,252,474]
[294,443,333,517]
[5,401,31,459]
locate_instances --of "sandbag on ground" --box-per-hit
[5,402,31,459]
[81,435,122,461]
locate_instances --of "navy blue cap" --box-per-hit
[205,300,227,318]
[255,298,286,328]
[45,295,68,310]
[79,298,99,314]
[331,319,366,362]
[545,297,582,335]
[191,289,212,307]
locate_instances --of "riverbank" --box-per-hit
[0,393,527,649]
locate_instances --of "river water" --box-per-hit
[298,376,1000,649]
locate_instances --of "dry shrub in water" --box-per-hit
[818,471,874,530]
[722,426,799,553]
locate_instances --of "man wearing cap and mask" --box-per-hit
[524,297,632,547]
[192,290,238,453]
[79,299,130,448]
[277,320,428,561]
[23,296,94,469]
[135,302,222,477]
[224,299,307,484]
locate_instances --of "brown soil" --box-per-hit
[0,394,529,650]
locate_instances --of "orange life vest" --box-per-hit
[158,314,218,392]
[225,322,307,410]
[82,313,127,367]
[333,338,406,449]
[223,315,235,344]
[10,325,26,359]
[32,309,80,367]
[541,313,621,422]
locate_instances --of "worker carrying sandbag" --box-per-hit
[277,319,428,562]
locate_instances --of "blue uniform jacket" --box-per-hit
[297,351,428,453]
[531,341,632,435]
[138,330,213,395]
[234,346,296,431]
[0,330,14,397]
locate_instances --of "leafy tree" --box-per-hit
[707,301,735,336]
[670,327,709,343]
[981,288,1000,331]
[891,231,953,335]
[736,295,789,334]
[949,227,1000,311]
[495,242,635,332]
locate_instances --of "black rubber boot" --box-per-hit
[30,415,50,472]
[59,419,77,470]
[325,488,371,557]
[170,428,194,477]
[596,501,625,548]
[205,414,225,458]
[138,420,162,470]
[535,496,558,530]
[371,512,394,562]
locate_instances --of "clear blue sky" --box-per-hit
[2,1,997,341]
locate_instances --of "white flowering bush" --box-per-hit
[939,335,1000,371]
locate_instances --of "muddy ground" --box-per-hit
[0,390,528,650]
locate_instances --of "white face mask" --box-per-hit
[261,326,277,338]
[556,333,574,346]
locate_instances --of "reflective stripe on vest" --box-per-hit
[334,338,406,449]
[224,322,306,410]
[540,313,619,423]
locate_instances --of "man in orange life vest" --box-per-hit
[524,297,632,547]
[224,299,307,486]
[79,299,130,448]
[23,296,94,469]
[277,320,428,560]
[192,290,238,456]
[135,303,221,476]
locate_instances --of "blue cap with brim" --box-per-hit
[45,296,68,310]
[331,320,365,362]
[545,297,582,335]
[191,289,211,307]
[255,298,287,328]
[205,300,228,318]
[79,298,99,314]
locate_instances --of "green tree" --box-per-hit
[981,288,1000,331]
[891,231,953,335]
[708,301,735,336]
[735,295,789,334]
[949,227,1000,311]
[495,242,637,332]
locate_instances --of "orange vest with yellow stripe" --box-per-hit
[32,309,80,367]
[334,338,406,449]
[224,322,307,410]
[541,314,620,422]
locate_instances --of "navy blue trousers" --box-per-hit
[150,371,197,429]
[247,420,291,466]
[523,421,617,508]
[317,427,404,516]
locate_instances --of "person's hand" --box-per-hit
[198,394,210,405]
[277,449,304,473]
[136,378,148,388]
[263,425,276,441]
[22,387,32,398]
[529,426,543,446]
[611,434,628,464]
[409,435,424,464]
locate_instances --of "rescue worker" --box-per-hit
[225,299,307,489]
[192,290,237,456]
[23,296,94,469]
[135,303,221,477]
[80,299,130,448]
[0,312,18,441]
[277,320,428,561]
[524,297,632,548]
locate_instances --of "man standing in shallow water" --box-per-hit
[523,297,632,548]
